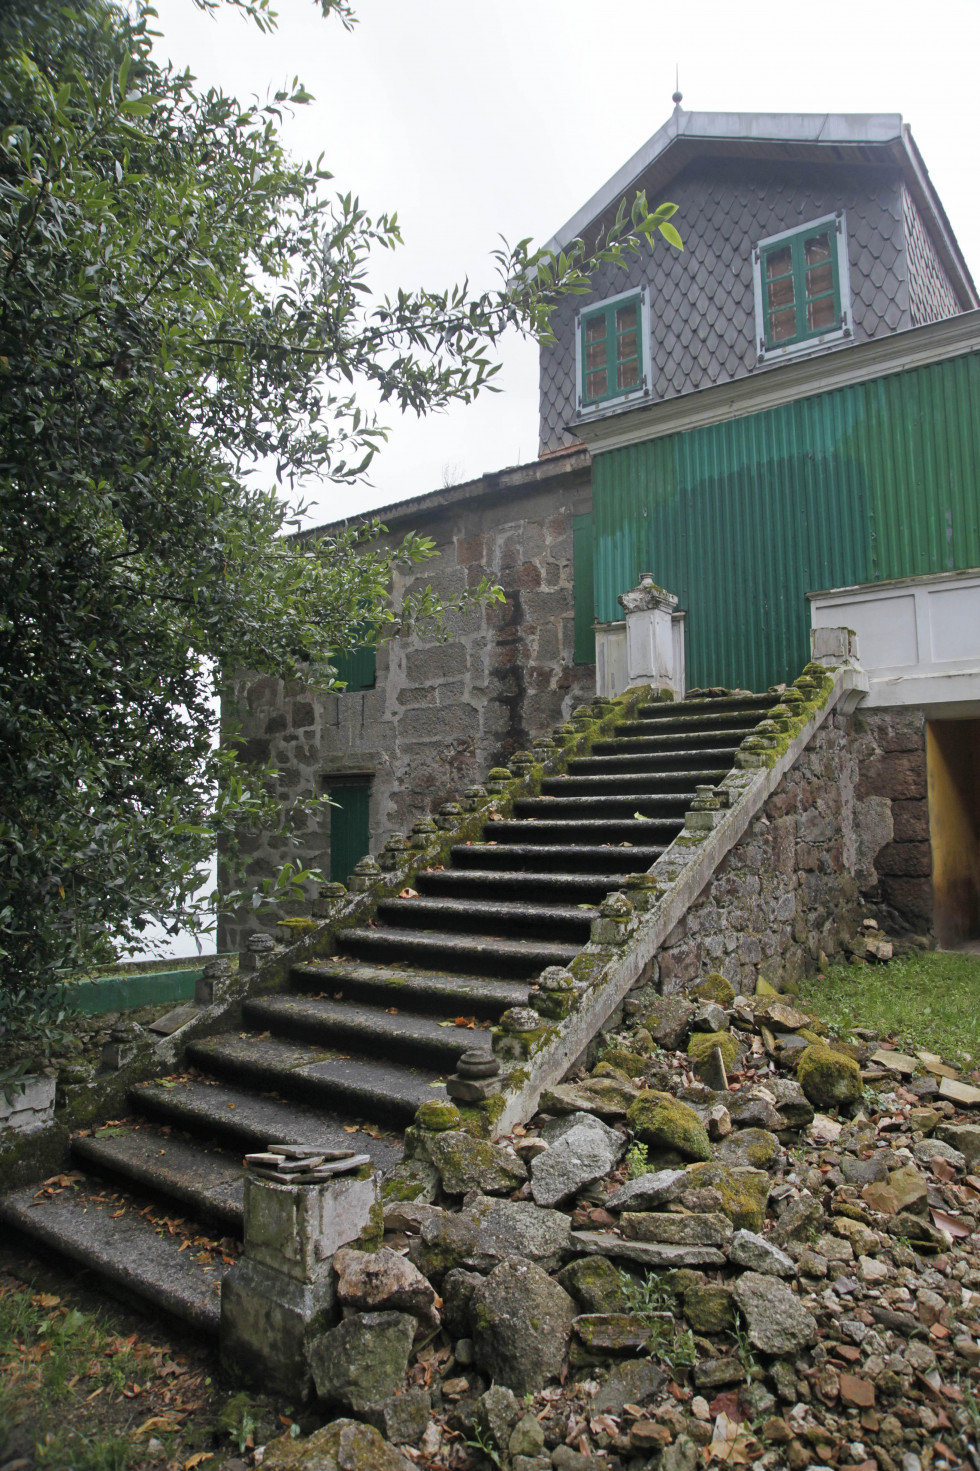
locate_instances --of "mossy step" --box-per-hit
[131,1078,402,1171]
[593,727,757,754]
[632,694,772,722]
[0,1181,227,1335]
[513,793,694,819]
[185,1033,448,1122]
[375,894,595,944]
[290,959,529,1017]
[485,818,682,846]
[614,714,762,740]
[340,925,578,980]
[569,746,740,774]
[449,842,666,874]
[542,769,728,796]
[418,868,630,906]
[72,1127,245,1235]
[243,994,483,1066]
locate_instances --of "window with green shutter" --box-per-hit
[754,214,851,362]
[576,286,650,413]
[331,643,376,691]
[326,775,371,885]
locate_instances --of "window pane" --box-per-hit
[804,231,832,266]
[585,315,606,342]
[617,359,639,390]
[767,275,795,311]
[765,245,793,281]
[768,307,797,342]
[586,340,607,372]
[805,262,834,299]
[807,295,837,332]
[616,329,637,361]
[586,369,607,399]
[616,304,637,333]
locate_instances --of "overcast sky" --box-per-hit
[150,0,980,528]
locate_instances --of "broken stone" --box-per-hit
[683,1162,770,1232]
[726,1093,784,1132]
[765,1003,811,1033]
[620,1211,733,1246]
[767,1077,815,1130]
[530,1112,625,1207]
[567,1231,727,1269]
[310,1310,416,1411]
[939,1076,980,1107]
[797,1044,863,1110]
[556,1255,630,1314]
[715,1126,780,1170]
[362,1388,432,1446]
[732,1272,817,1355]
[683,1283,735,1333]
[772,1194,823,1245]
[539,1077,638,1119]
[643,997,697,1050]
[606,1169,688,1212]
[912,1137,965,1172]
[473,1384,522,1455]
[698,1047,730,1093]
[573,1312,670,1353]
[333,1247,438,1325]
[410,1195,570,1282]
[261,1419,412,1471]
[691,1002,730,1033]
[870,1048,919,1076]
[936,1122,980,1166]
[728,1229,796,1276]
[591,1359,666,1413]
[627,1092,711,1161]
[414,1129,527,1197]
[470,1258,576,1395]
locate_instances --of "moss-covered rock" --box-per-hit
[380,1159,440,1204]
[683,1162,770,1232]
[414,1100,462,1133]
[797,1044,863,1110]
[683,1282,735,1334]
[687,1031,742,1073]
[694,973,736,1006]
[262,1419,412,1471]
[597,1046,647,1079]
[418,1129,527,1197]
[627,1091,711,1162]
[556,1255,630,1314]
[591,1062,635,1085]
[715,1127,781,1170]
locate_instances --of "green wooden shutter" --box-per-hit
[573,511,596,665]
[332,644,376,691]
[328,777,371,884]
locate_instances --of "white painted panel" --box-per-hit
[816,593,918,667]
[928,584,980,663]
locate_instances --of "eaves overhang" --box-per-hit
[572,309,980,453]
[544,109,977,311]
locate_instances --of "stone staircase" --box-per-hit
[0,689,781,1336]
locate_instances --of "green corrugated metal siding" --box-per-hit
[593,352,980,691]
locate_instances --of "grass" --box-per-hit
[801,948,980,1064]
[0,1263,290,1471]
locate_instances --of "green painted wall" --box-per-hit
[592,351,980,691]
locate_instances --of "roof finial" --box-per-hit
[672,65,683,109]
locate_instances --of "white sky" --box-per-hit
[150,0,980,528]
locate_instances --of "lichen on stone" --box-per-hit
[626,1091,711,1162]
[797,1043,863,1110]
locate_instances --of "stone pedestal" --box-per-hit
[617,575,682,695]
[220,1169,380,1397]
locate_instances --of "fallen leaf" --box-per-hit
[932,1208,972,1238]
[183,1456,213,1469]
[398,888,419,899]
[32,1293,61,1308]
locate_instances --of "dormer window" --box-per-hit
[753,213,851,364]
[575,285,651,414]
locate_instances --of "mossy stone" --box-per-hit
[414,1100,462,1133]
[684,1162,769,1232]
[598,1046,647,1079]
[687,1031,741,1071]
[797,1044,863,1110]
[627,1091,711,1162]
[716,1127,781,1170]
[683,1283,735,1334]
[556,1255,630,1314]
[592,1062,634,1085]
[755,976,778,997]
[694,973,736,1006]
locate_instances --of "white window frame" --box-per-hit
[753,212,853,367]
[574,284,653,419]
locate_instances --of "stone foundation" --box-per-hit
[656,707,933,997]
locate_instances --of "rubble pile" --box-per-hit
[259,963,980,1471]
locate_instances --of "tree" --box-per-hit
[0,0,681,997]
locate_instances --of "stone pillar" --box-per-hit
[220,1168,380,1398]
[618,574,680,694]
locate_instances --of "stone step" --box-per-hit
[484,817,682,846]
[513,793,694,820]
[543,769,728,796]
[593,726,755,755]
[290,959,529,1018]
[131,1078,403,1171]
[631,695,774,722]
[340,924,578,979]
[613,711,762,738]
[417,868,630,906]
[449,842,667,874]
[185,1033,449,1123]
[568,746,740,775]
[244,994,485,1067]
[0,1180,228,1336]
[72,1127,245,1235]
[375,894,595,945]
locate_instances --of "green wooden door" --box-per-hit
[327,777,371,885]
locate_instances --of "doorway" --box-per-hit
[927,719,980,948]
[326,775,372,887]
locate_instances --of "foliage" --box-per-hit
[0,0,681,996]
[625,1140,650,1178]
[801,949,980,1063]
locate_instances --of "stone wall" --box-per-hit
[655,707,933,997]
[219,452,595,955]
